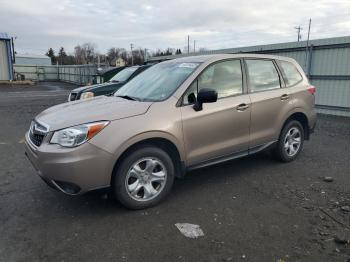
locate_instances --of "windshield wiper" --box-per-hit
[108,80,120,83]
[116,95,139,101]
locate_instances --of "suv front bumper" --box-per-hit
[24,132,114,195]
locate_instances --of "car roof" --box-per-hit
[165,53,297,64]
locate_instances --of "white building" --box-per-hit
[15,54,51,66]
[111,57,126,67]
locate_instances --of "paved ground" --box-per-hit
[0,82,349,262]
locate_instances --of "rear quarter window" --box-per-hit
[278,60,303,87]
[245,59,281,93]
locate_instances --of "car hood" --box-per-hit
[71,82,124,93]
[35,96,153,131]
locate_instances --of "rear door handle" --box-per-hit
[281,94,289,101]
[236,103,249,111]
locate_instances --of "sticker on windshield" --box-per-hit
[178,63,199,68]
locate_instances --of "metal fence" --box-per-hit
[13,64,97,85]
[148,36,350,117]
[58,65,97,84]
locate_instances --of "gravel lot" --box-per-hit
[0,82,349,262]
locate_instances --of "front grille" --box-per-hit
[29,132,45,146]
[69,92,77,101]
[29,120,49,147]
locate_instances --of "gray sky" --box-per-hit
[1,0,350,55]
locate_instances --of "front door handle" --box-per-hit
[281,94,289,101]
[236,103,249,111]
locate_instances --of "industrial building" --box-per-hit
[149,36,350,117]
[0,32,14,81]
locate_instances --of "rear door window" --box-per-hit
[278,60,303,87]
[245,59,281,92]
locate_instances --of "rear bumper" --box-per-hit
[24,132,114,195]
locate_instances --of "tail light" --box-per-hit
[307,85,316,95]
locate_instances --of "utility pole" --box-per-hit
[194,40,196,53]
[130,43,134,66]
[187,35,190,54]
[305,18,312,70]
[295,26,303,42]
[306,18,311,45]
[144,48,147,63]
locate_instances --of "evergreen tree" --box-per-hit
[45,48,56,64]
[165,48,172,55]
[58,47,67,65]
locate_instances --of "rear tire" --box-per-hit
[113,146,175,209]
[274,120,304,162]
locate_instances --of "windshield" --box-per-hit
[109,67,138,82]
[114,61,200,101]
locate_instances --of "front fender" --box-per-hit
[112,130,186,164]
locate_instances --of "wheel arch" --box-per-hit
[111,133,186,185]
[280,110,310,140]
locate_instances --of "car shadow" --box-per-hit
[43,150,282,216]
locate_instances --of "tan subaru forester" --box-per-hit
[25,54,316,209]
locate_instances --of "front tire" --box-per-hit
[274,120,304,162]
[113,146,175,209]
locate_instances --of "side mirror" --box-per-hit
[193,88,218,111]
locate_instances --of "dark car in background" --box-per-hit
[68,65,152,101]
[95,66,126,84]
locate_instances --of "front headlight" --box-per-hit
[81,92,95,99]
[50,121,109,147]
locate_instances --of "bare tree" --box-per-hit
[107,48,122,65]
[120,49,128,65]
[122,48,145,66]
[82,43,96,64]
[74,43,96,64]
[73,43,151,66]
[74,45,85,64]
[106,48,128,66]
[132,49,145,65]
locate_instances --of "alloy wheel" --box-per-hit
[125,157,167,201]
[284,127,301,157]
